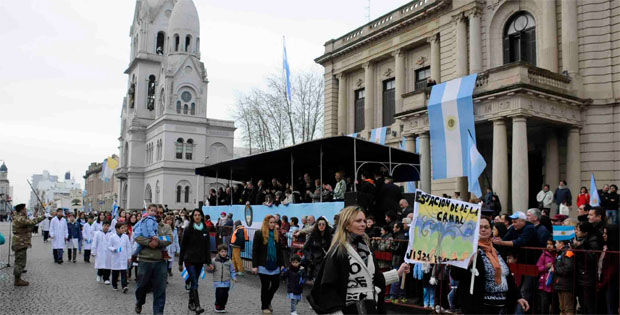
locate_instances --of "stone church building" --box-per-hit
[316,0,620,212]
[117,0,235,210]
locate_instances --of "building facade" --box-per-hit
[84,157,120,213]
[116,0,235,210]
[316,0,620,212]
[0,163,13,216]
[28,170,82,211]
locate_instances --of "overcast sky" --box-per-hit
[0,0,407,205]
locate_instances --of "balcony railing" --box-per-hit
[474,62,573,97]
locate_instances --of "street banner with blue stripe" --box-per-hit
[283,37,292,104]
[400,136,416,193]
[370,127,387,145]
[428,74,478,179]
[553,225,575,241]
[467,132,486,198]
[589,173,600,207]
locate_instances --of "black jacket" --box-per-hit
[377,183,402,213]
[303,231,332,265]
[178,224,212,266]
[553,249,575,291]
[307,246,387,314]
[251,230,284,269]
[284,265,304,295]
[451,249,521,314]
[575,233,602,286]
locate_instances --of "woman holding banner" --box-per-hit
[178,209,214,314]
[451,216,529,314]
[308,206,410,314]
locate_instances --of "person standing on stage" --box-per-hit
[11,203,45,286]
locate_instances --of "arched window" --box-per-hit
[183,104,188,114]
[185,35,192,52]
[503,12,536,65]
[195,38,200,54]
[156,31,165,55]
[174,34,180,52]
[176,138,184,159]
[184,186,190,203]
[176,101,181,113]
[176,186,182,202]
[190,103,195,115]
[186,139,193,160]
[147,75,156,110]
[145,184,152,204]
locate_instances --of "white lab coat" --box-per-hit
[49,217,68,249]
[107,233,131,270]
[92,230,112,269]
[40,218,50,232]
[93,221,103,232]
[82,222,96,250]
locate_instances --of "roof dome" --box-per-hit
[0,163,6,172]
[168,0,199,37]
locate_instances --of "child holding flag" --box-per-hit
[535,238,556,314]
[108,222,131,293]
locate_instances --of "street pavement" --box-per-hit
[0,222,315,315]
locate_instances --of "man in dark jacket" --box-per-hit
[554,180,572,208]
[493,211,538,313]
[376,177,402,216]
[601,184,618,224]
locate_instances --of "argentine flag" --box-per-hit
[589,173,600,207]
[112,200,119,219]
[428,74,477,179]
[181,268,189,281]
[467,132,486,198]
[200,267,206,280]
[348,132,359,138]
[283,37,292,104]
[369,127,388,145]
[553,226,575,241]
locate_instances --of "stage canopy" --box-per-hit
[196,136,420,187]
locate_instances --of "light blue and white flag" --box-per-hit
[112,200,119,219]
[200,267,206,280]
[369,127,388,145]
[467,132,486,198]
[283,37,292,104]
[428,74,478,180]
[181,268,189,281]
[348,133,359,138]
[159,235,171,242]
[589,173,600,207]
[400,137,416,193]
[553,225,575,241]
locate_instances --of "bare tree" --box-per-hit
[233,70,324,153]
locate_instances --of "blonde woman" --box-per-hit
[308,206,410,314]
[252,215,284,314]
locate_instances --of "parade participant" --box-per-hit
[49,209,68,264]
[82,215,95,263]
[252,214,285,314]
[212,244,237,313]
[134,204,173,315]
[178,209,214,314]
[108,222,131,293]
[230,220,248,275]
[451,216,529,314]
[308,206,410,314]
[11,203,45,286]
[94,212,105,232]
[283,254,305,315]
[66,214,81,263]
[40,214,51,242]
[92,221,112,284]
[164,215,180,277]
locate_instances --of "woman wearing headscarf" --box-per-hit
[451,216,529,314]
[308,206,410,314]
[252,215,284,314]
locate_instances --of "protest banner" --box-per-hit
[405,190,481,269]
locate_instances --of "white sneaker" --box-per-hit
[291,312,298,315]
[104,280,110,285]
[96,276,101,282]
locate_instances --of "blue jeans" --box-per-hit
[135,260,167,314]
[423,285,435,307]
[185,263,201,290]
[606,210,618,225]
[448,278,459,311]
[290,299,299,313]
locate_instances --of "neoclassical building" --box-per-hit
[83,157,119,213]
[117,0,235,210]
[316,0,620,212]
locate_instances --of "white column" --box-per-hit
[544,130,559,188]
[455,14,468,77]
[419,133,431,193]
[511,116,529,212]
[492,119,509,212]
[468,9,482,74]
[393,49,405,114]
[561,0,578,75]
[428,34,441,82]
[363,62,375,134]
[336,73,347,135]
[541,0,558,72]
[566,127,581,203]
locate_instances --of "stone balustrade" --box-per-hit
[474,62,573,97]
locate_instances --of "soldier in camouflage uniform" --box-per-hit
[12,203,46,286]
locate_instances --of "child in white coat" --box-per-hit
[82,216,96,263]
[92,221,113,284]
[108,222,132,293]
